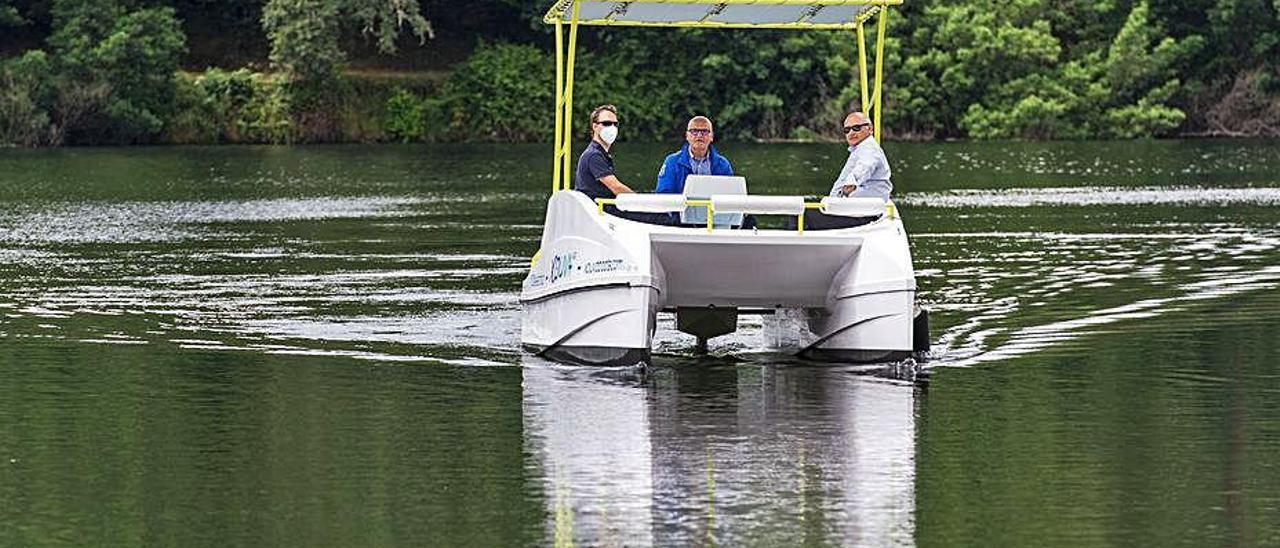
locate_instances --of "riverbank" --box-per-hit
[11,63,1280,148]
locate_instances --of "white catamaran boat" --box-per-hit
[521,0,927,365]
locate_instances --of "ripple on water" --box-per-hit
[933,264,1280,368]
[0,196,428,243]
[899,185,1280,208]
[1,166,1277,371]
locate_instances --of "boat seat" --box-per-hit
[681,175,747,227]
[710,195,805,215]
[820,197,887,217]
[614,193,686,213]
[783,197,888,231]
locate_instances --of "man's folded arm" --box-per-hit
[600,174,633,195]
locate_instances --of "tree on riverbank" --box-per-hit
[901,0,1201,140]
[263,0,432,82]
[1,0,185,145]
[0,1,21,27]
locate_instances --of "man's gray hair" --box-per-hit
[846,111,872,126]
[687,115,713,130]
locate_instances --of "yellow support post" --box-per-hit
[562,1,581,191]
[684,200,714,231]
[856,21,869,114]
[797,214,805,234]
[553,21,564,195]
[873,7,887,140]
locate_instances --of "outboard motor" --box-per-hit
[676,306,739,354]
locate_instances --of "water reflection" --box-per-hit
[0,196,428,244]
[523,361,919,546]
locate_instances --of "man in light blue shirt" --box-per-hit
[829,111,892,201]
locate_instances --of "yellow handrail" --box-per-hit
[592,198,899,233]
[801,202,825,234]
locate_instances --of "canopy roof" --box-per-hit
[543,0,899,30]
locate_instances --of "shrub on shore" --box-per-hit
[383,88,436,142]
[167,69,293,144]
[166,70,441,145]
[437,42,552,142]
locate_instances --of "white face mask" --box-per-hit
[599,124,618,145]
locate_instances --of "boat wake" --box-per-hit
[921,223,1280,368]
[933,264,1280,368]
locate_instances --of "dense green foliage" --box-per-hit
[408,34,855,142]
[263,0,432,81]
[0,51,50,146]
[560,30,856,141]
[440,42,554,141]
[167,69,294,143]
[0,1,21,28]
[2,0,186,145]
[891,0,1202,139]
[1,0,1278,145]
[382,88,431,142]
[262,0,344,81]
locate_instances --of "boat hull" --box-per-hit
[520,191,921,365]
[522,283,659,366]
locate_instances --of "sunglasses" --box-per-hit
[595,120,619,127]
[843,123,871,134]
[687,128,712,136]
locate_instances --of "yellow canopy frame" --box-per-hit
[547,0,898,193]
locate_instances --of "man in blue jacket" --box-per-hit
[655,116,733,194]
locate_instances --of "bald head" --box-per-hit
[843,111,873,146]
[687,116,713,131]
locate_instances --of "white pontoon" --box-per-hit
[521,0,927,365]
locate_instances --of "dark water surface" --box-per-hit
[1,141,1278,547]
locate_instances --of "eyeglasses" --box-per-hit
[843,123,870,134]
[687,128,712,136]
[596,120,619,127]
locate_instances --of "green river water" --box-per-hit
[1,141,1278,547]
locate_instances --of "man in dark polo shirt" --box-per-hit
[575,104,632,199]
[575,104,669,224]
